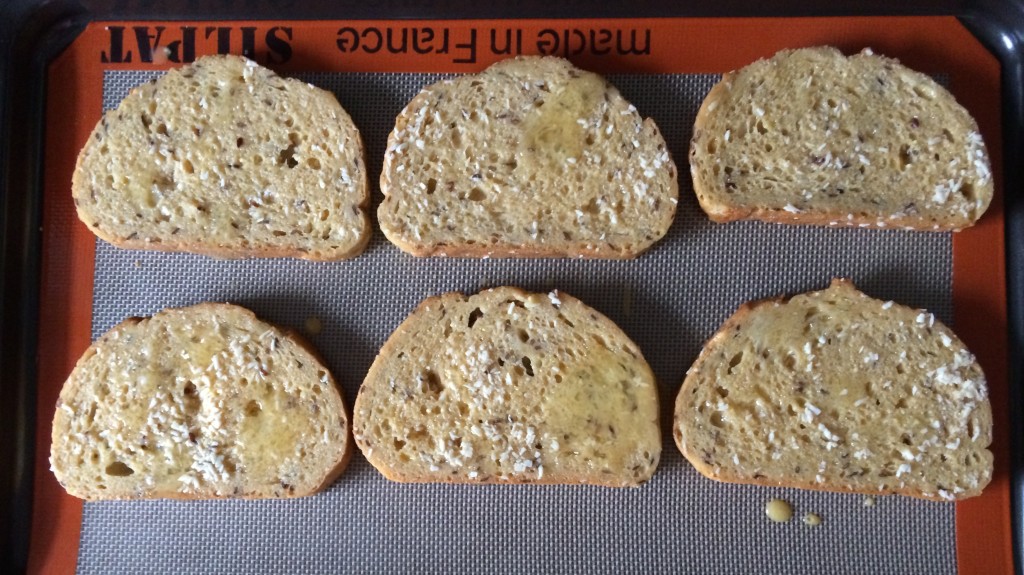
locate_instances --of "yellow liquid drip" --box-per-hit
[542,343,655,471]
[522,72,605,163]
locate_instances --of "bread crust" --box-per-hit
[72,55,370,261]
[51,302,352,500]
[674,279,993,501]
[689,47,993,231]
[354,287,661,486]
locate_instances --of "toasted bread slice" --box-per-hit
[353,287,660,486]
[674,279,992,501]
[378,56,678,258]
[50,303,352,500]
[689,47,993,231]
[73,55,370,260]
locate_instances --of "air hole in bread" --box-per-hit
[307,158,321,170]
[468,188,486,201]
[245,400,262,417]
[961,182,976,201]
[517,329,529,343]
[105,461,134,476]
[422,371,442,395]
[426,178,437,194]
[521,356,534,377]
[140,113,152,129]
[729,351,745,374]
[898,144,914,170]
[467,308,483,328]
[393,438,406,450]
[156,123,168,137]
[863,381,876,399]
[804,307,819,322]
[277,143,298,168]
[183,382,196,396]
[782,354,796,371]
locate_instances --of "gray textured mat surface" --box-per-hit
[77,70,955,574]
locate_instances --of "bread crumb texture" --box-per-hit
[690,47,993,231]
[353,287,661,486]
[50,303,351,500]
[72,55,369,260]
[379,56,679,258]
[674,279,993,501]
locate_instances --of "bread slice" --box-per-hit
[353,287,660,486]
[378,56,678,258]
[689,47,993,231]
[673,279,992,501]
[72,55,370,260]
[50,303,352,500]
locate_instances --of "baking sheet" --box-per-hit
[74,70,957,574]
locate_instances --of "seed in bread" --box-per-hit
[673,279,992,501]
[353,287,661,486]
[689,47,993,231]
[378,56,679,258]
[50,303,352,500]
[73,55,370,260]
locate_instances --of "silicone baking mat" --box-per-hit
[75,69,961,574]
[30,17,1011,575]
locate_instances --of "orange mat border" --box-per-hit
[28,16,1011,574]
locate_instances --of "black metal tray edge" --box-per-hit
[1,1,1021,573]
